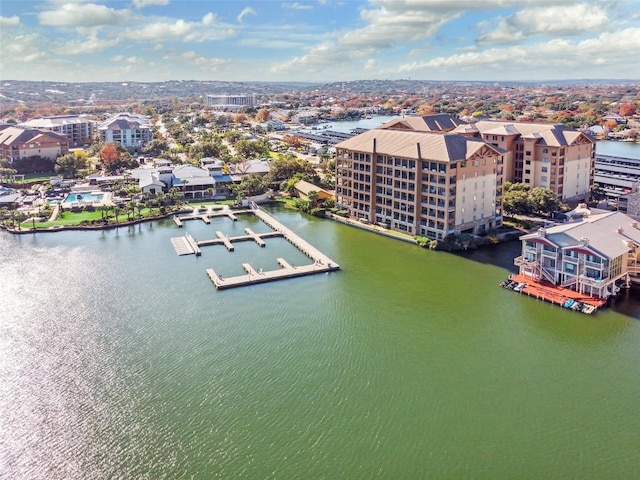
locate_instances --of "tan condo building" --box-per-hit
[335,128,504,240]
[453,120,595,201]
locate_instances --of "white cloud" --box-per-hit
[123,16,235,43]
[237,7,257,23]
[282,2,313,10]
[397,27,640,78]
[202,12,217,26]
[271,0,458,74]
[0,16,20,28]
[132,0,170,7]
[478,4,609,45]
[112,55,139,64]
[56,36,120,55]
[163,51,229,72]
[39,2,131,27]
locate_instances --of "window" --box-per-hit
[541,167,548,173]
[543,148,548,154]
[542,157,549,163]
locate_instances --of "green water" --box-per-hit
[1,207,639,479]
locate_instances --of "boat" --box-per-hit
[563,299,575,308]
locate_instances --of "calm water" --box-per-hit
[1,207,639,479]
[596,139,640,159]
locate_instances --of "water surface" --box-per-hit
[1,208,639,479]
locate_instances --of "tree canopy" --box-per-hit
[503,182,559,216]
[55,152,88,178]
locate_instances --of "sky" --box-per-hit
[1,0,639,83]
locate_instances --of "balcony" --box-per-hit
[514,256,537,268]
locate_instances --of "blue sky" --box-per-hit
[1,0,639,83]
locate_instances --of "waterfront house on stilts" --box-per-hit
[514,208,640,302]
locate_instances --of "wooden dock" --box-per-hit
[175,208,251,225]
[252,208,338,266]
[195,230,282,249]
[185,233,201,256]
[207,257,338,290]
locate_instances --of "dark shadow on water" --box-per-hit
[454,239,521,272]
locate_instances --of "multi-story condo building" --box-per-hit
[98,113,153,150]
[454,120,595,201]
[335,129,504,239]
[515,210,640,298]
[0,126,69,162]
[206,94,256,111]
[20,115,95,147]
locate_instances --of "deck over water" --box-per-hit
[503,273,607,314]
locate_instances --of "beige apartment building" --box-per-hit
[20,115,95,147]
[453,120,595,201]
[335,129,504,240]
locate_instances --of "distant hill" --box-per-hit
[1,79,638,107]
[0,80,318,107]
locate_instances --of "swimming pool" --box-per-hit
[62,192,104,204]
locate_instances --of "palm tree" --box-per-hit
[100,204,111,223]
[113,205,121,224]
[307,190,319,209]
[126,200,136,221]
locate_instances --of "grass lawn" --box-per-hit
[19,207,159,229]
[10,172,57,184]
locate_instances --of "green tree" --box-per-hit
[266,155,316,187]
[503,186,532,216]
[55,153,88,178]
[234,139,269,159]
[528,187,559,215]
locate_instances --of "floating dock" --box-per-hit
[170,236,194,255]
[501,273,607,314]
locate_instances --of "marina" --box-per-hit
[171,204,340,289]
